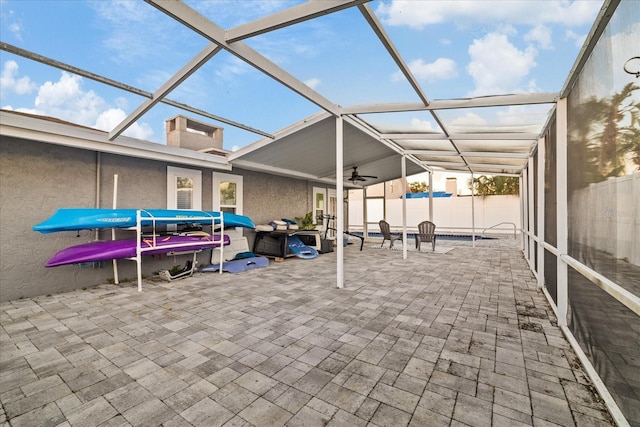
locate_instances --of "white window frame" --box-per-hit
[213,172,243,215]
[167,166,202,210]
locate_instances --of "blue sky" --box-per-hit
[0,0,605,188]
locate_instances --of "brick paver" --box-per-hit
[0,237,615,426]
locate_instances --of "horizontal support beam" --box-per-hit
[462,151,530,159]
[421,160,524,170]
[406,150,530,159]
[381,132,539,140]
[406,150,460,157]
[471,172,521,177]
[423,161,468,167]
[226,0,370,43]
[466,163,525,169]
[343,93,558,114]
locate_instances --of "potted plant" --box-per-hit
[295,212,316,230]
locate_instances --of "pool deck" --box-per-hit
[0,236,615,426]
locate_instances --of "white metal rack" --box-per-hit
[131,209,225,291]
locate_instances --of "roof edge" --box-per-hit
[0,110,231,170]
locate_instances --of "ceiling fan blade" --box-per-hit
[347,167,376,183]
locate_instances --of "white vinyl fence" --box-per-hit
[348,194,521,235]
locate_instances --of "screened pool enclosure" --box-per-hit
[0,0,638,424]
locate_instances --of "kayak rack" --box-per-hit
[131,209,225,292]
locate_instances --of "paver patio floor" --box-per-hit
[0,237,615,426]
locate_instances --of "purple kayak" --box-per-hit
[46,234,229,267]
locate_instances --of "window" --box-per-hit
[167,166,202,210]
[213,173,243,214]
[313,187,326,227]
[177,177,194,209]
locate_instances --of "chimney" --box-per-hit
[446,177,458,196]
[165,115,225,154]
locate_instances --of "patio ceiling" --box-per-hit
[1,0,604,186]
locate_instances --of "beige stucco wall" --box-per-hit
[240,168,313,226]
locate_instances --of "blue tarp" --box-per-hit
[404,192,452,198]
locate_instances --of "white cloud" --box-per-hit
[526,79,541,93]
[496,104,552,130]
[95,108,154,140]
[409,117,435,131]
[215,56,253,80]
[304,77,321,90]
[525,24,553,50]
[91,1,169,64]
[466,32,537,96]
[10,70,153,140]
[565,29,587,48]
[394,58,458,83]
[114,96,129,110]
[449,112,487,128]
[8,21,22,41]
[0,60,36,95]
[1,6,23,41]
[192,0,294,27]
[34,72,108,125]
[376,0,603,29]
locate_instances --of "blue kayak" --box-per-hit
[33,208,255,234]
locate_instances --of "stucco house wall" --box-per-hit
[0,135,326,302]
[241,168,314,226]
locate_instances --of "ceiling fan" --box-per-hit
[349,166,377,184]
